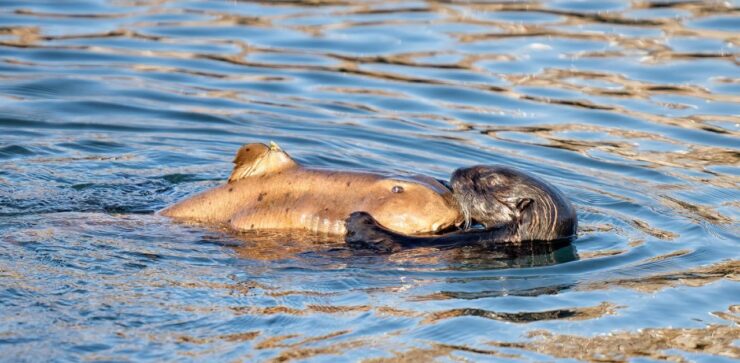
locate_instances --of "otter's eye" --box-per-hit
[391,185,404,193]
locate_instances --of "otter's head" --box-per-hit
[450,165,577,242]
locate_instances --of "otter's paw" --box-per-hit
[345,212,401,254]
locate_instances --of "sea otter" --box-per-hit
[161,142,577,252]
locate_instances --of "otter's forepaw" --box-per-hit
[345,212,401,254]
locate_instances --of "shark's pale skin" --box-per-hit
[160,143,463,236]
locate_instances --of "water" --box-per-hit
[1,0,738,361]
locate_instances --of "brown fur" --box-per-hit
[160,143,462,235]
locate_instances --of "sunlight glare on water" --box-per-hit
[0,0,738,361]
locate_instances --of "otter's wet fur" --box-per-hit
[450,165,577,243]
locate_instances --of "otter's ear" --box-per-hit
[505,197,532,215]
[515,198,532,213]
[228,143,269,183]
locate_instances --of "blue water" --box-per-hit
[1,1,738,361]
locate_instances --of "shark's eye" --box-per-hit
[391,185,404,193]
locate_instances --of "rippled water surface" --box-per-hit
[1,1,739,361]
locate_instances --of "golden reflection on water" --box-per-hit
[491,320,740,362]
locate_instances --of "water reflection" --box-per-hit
[0,0,738,361]
[229,228,577,269]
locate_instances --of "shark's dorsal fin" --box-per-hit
[228,142,298,183]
